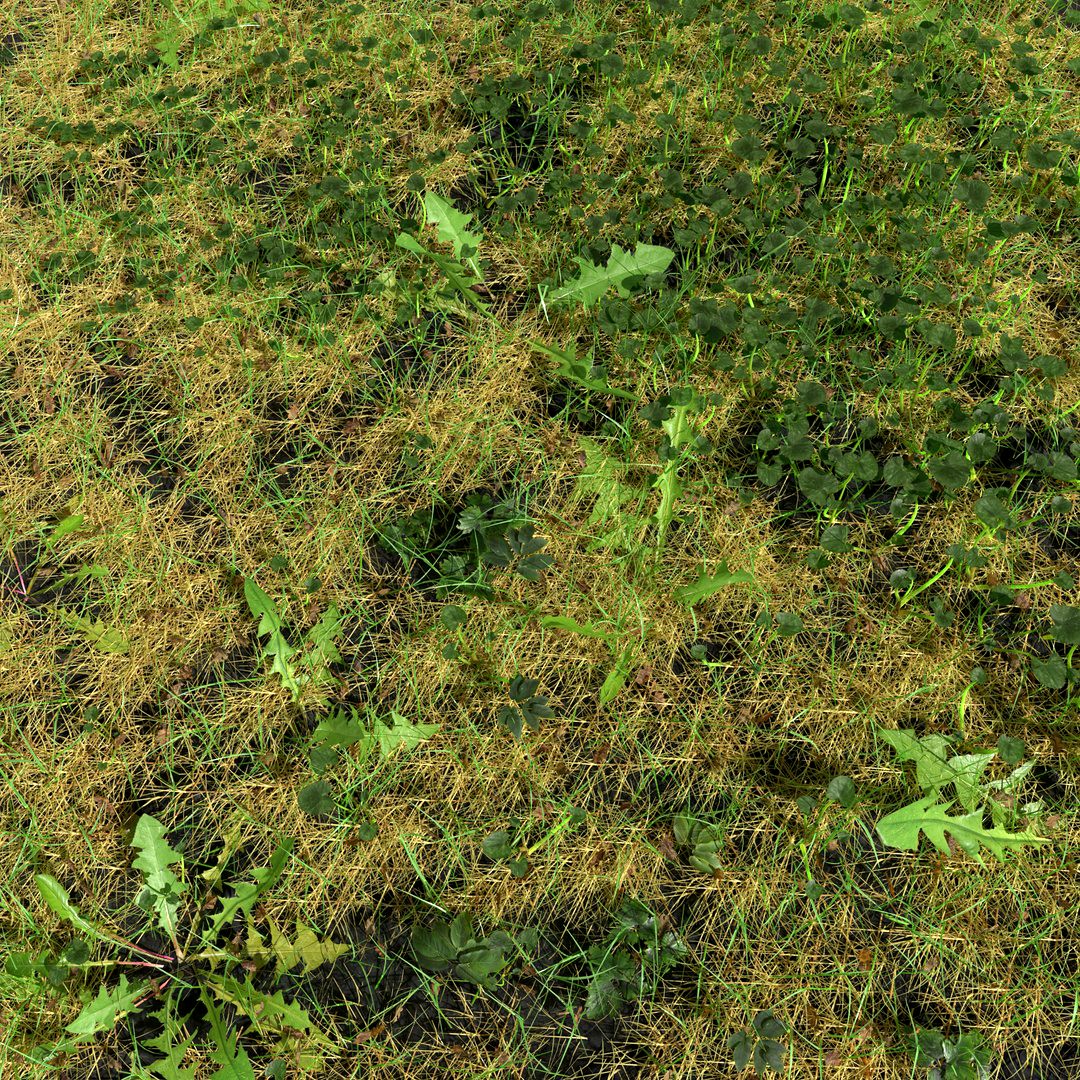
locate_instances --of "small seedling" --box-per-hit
[244,577,343,703]
[497,674,553,739]
[908,1029,993,1080]
[584,898,687,1020]
[302,705,439,816]
[728,1009,789,1075]
[672,813,724,873]
[410,912,515,987]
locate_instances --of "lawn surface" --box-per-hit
[1,0,1078,1077]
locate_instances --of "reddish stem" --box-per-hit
[9,551,28,596]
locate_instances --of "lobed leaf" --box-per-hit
[876,795,1049,865]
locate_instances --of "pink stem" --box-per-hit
[133,976,172,1010]
[10,551,27,596]
[113,936,175,963]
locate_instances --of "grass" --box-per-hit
[0,0,1078,1077]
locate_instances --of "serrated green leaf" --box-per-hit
[55,608,129,654]
[394,232,491,314]
[207,973,314,1034]
[878,728,957,793]
[243,578,282,638]
[599,649,634,705]
[311,708,366,748]
[674,561,754,606]
[540,615,616,640]
[266,917,349,976]
[35,875,97,936]
[423,192,484,273]
[528,339,638,400]
[876,795,1049,865]
[201,988,256,1080]
[946,752,996,812]
[371,711,440,757]
[209,840,293,938]
[305,605,342,669]
[144,1002,198,1080]
[547,243,675,308]
[46,514,85,546]
[65,974,148,1036]
[131,815,185,942]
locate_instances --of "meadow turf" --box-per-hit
[0,0,1078,1077]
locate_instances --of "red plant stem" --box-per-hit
[113,936,175,963]
[10,551,27,596]
[133,976,172,1009]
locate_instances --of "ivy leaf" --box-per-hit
[423,191,484,273]
[455,940,510,985]
[876,795,1049,865]
[298,781,335,818]
[929,451,971,492]
[974,492,1015,531]
[547,243,675,308]
[1031,655,1067,689]
[1049,605,1080,646]
[821,524,853,553]
[797,466,839,505]
[482,830,516,861]
[826,775,858,808]
[131,815,185,942]
[674,561,754,606]
[65,974,148,1036]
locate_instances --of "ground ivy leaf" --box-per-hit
[1049,605,1080,646]
[298,780,335,817]
[1031,655,1067,689]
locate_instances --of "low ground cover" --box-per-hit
[1,0,1077,1076]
